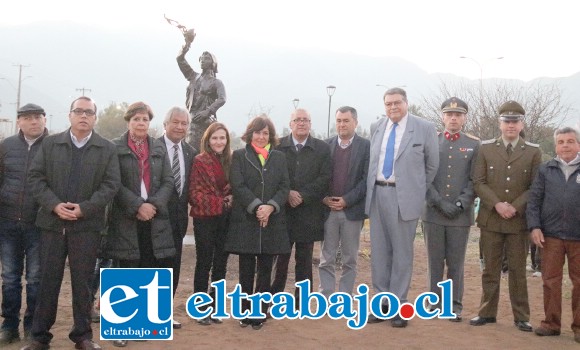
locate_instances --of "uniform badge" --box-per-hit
[459,148,473,152]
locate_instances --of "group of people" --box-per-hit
[0,86,578,349]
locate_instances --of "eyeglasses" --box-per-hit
[292,118,311,124]
[71,108,96,117]
[384,100,404,108]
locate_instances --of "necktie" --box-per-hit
[382,123,398,179]
[172,144,182,195]
[506,143,513,156]
[296,144,303,152]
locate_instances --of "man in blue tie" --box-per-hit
[365,87,439,327]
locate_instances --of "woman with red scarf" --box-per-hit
[225,115,290,330]
[189,122,232,326]
[104,102,175,347]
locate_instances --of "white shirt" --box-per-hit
[24,134,43,150]
[337,135,355,149]
[70,130,92,148]
[292,135,307,150]
[164,135,186,193]
[376,114,408,182]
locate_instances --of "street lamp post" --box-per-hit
[459,56,503,137]
[292,98,300,109]
[326,85,336,138]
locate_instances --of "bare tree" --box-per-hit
[418,79,571,156]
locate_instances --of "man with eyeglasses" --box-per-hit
[272,108,331,308]
[0,104,48,345]
[21,97,120,350]
[366,87,439,327]
[470,101,542,333]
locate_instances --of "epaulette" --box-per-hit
[525,141,540,148]
[464,133,480,141]
[481,139,496,145]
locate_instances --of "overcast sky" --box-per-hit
[1,0,578,82]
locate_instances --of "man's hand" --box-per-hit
[438,200,462,219]
[323,196,346,211]
[530,228,545,248]
[494,202,517,219]
[288,190,303,208]
[137,203,157,221]
[53,203,78,221]
[66,202,84,218]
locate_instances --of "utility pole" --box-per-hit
[14,63,31,134]
[76,87,92,96]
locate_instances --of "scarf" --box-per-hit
[129,132,147,160]
[251,143,270,166]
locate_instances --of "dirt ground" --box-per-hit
[3,225,579,349]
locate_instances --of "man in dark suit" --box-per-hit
[366,87,439,328]
[319,106,369,297]
[159,106,197,329]
[23,96,120,350]
[272,108,331,303]
[422,97,480,322]
[470,101,542,332]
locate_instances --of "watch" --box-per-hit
[455,201,463,209]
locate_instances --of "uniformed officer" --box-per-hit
[423,97,479,322]
[469,100,542,332]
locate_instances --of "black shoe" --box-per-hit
[391,315,408,328]
[210,317,223,324]
[449,314,462,322]
[514,321,533,332]
[367,314,386,324]
[251,320,264,330]
[172,320,182,329]
[0,329,20,345]
[239,319,252,328]
[197,316,211,326]
[368,304,389,324]
[469,316,497,326]
[112,340,128,347]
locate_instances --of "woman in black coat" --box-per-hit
[104,102,175,347]
[225,115,290,330]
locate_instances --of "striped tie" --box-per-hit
[172,144,182,195]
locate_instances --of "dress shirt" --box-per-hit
[70,130,92,148]
[377,114,408,182]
